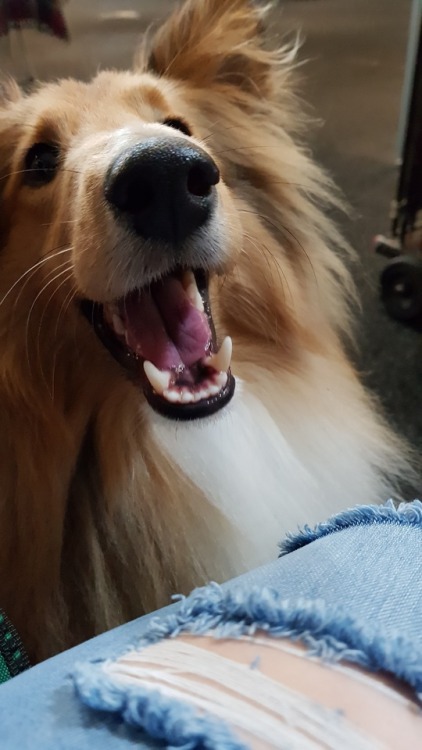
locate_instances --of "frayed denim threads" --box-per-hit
[280,498,422,555]
[73,501,422,749]
[75,671,248,750]
[75,583,422,706]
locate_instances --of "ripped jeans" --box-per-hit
[1,500,422,749]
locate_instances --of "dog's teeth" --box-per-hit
[105,302,119,317]
[205,336,232,373]
[181,270,196,289]
[143,361,171,395]
[162,386,222,405]
[190,287,204,312]
[163,389,180,403]
[215,371,228,389]
[160,368,227,407]
[181,390,194,404]
[112,314,125,336]
[182,270,204,312]
[217,336,233,371]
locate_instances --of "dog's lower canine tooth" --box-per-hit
[143,361,171,394]
[205,336,232,372]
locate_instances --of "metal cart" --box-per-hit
[375,0,422,324]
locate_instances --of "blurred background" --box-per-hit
[0,0,421,466]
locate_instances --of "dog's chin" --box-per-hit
[80,267,235,420]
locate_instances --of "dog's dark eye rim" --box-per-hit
[23,142,61,187]
[162,117,192,137]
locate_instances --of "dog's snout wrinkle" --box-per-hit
[104,137,219,244]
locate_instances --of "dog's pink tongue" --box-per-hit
[123,277,211,370]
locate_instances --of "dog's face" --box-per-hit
[0,0,344,421]
[0,67,243,418]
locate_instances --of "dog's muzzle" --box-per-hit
[82,138,235,420]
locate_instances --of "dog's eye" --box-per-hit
[23,143,60,187]
[162,118,192,137]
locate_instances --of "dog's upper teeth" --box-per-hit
[204,336,232,373]
[106,301,119,316]
[181,270,204,312]
[181,270,195,288]
[112,313,126,337]
[143,361,171,394]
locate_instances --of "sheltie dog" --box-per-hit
[0,0,409,662]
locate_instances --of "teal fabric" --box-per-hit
[0,609,30,684]
[0,653,10,684]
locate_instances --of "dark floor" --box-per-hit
[1,1,421,474]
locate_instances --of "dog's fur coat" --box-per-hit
[0,0,409,662]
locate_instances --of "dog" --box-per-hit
[0,0,410,663]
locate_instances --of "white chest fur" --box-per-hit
[148,363,397,576]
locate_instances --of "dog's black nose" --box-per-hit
[104,137,220,244]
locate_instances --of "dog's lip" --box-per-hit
[80,269,236,420]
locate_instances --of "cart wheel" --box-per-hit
[380,256,422,322]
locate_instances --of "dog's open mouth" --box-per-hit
[81,269,235,419]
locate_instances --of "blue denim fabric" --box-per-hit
[1,501,421,750]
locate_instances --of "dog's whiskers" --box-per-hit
[41,219,79,227]
[108,255,130,302]
[51,281,78,401]
[0,167,81,183]
[239,207,317,285]
[0,246,73,309]
[212,145,293,158]
[36,259,74,358]
[54,285,77,341]
[200,122,240,145]
[11,256,73,322]
[25,265,74,385]
[242,229,293,315]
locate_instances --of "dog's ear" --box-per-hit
[0,77,21,156]
[0,78,22,221]
[0,76,21,107]
[137,0,284,99]
[0,77,21,178]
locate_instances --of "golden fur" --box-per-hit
[0,0,410,662]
